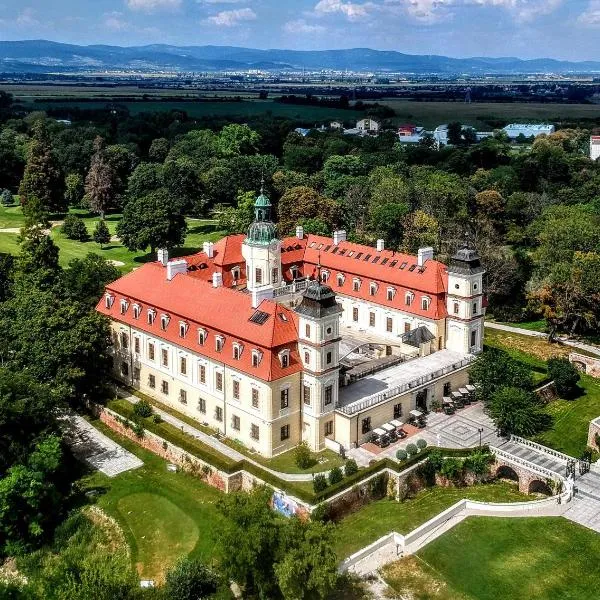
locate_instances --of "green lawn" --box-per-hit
[0,205,225,271]
[383,517,600,600]
[333,481,530,559]
[484,328,600,457]
[493,319,547,333]
[80,419,225,582]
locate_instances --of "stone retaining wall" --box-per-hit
[588,416,600,451]
[570,352,600,378]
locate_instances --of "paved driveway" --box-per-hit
[66,415,143,477]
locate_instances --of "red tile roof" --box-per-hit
[97,262,301,382]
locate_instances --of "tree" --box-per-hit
[447,122,463,146]
[469,348,533,403]
[488,386,551,436]
[163,157,203,213]
[0,435,66,555]
[60,253,120,308]
[277,186,340,236]
[313,474,328,493]
[274,519,338,600]
[64,172,84,207]
[18,120,65,213]
[547,358,580,398]
[368,201,409,249]
[402,210,440,253]
[215,486,281,598]
[217,124,260,157]
[92,219,111,249]
[328,466,343,485]
[148,137,170,163]
[344,459,358,477]
[116,188,187,254]
[0,189,13,206]
[85,137,118,219]
[125,162,163,202]
[294,442,313,469]
[62,215,90,242]
[164,557,221,600]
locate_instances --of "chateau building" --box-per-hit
[97,189,485,457]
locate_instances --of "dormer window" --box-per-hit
[179,321,188,338]
[387,287,396,301]
[198,328,207,345]
[422,296,431,311]
[369,282,378,296]
[233,342,243,360]
[279,349,290,368]
[147,309,156,325]
[321,270,329,283]
[252,349,263,367]
[353,278,361,292]
[133,304,141,319]
[405,292,414,306]
[160,314,170,331]
[453,302,460,315]
[290,265,299,279]
[337,274,345,287]
[215,336,224,352]
[105,294,114,309]
[120,299,129,314]
[231,267,240,282]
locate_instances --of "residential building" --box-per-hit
[502,123,555,139]
[591,136,600,161]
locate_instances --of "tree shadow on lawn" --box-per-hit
[187,223,220,235]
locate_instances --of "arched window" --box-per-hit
[160,314,170,331]
[369,282,378,296]
[120,299,129,314]
[337,274,345,287]
[105,294,114,309]
[231,267,240,282]
[133,304,141,319]
[387,288,396,301]
[179,321,188,338]
[147,309,156,325]
[405,292,414,306]
[233,343,243,360]
[255,268,263,284]
[215,336,224,352]
[279,349,290,368]
[321,270,329,283]
[421,297,431,311]
[198,328,207,345]
[353,278,361,292]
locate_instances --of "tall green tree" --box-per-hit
[116,188,187,254]
[64,172,84,207]
[277,186,339,237]
[164,557,221,600]
[488,387,551,436]
[85,137,118,219]
[18,121,65,213]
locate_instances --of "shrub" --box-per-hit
[464,449,493,476]
[489,386,552,436]
[164,557,220,600]
[201,464,212,477]
[396,449,408,461]
[311,503,332,523]
[62,214,89,241]
[153,413,163,424]
[416,439,427,450]
[313,474,328,493]
[428,449,443,471]
[0,189,13,206]
[344,459,358,477]
[595,432,600,449]
[131,421,144,438]
[294,442,314,469]
[92,219,111,247]
[368,473,387,499]
[133,400,153,418]
[440,457,463,480]
[406,443,418,457]
[547,358,580,398]
[328,466,343,485]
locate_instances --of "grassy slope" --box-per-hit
[484,328,600,457]
[383,517,600,600]
[80,420,224,582]
[333,481,530,559]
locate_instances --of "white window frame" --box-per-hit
[251,349,263,367]
[147,309,156,325]
[421,296,431,311]
[279,349,290,368]
[215,335,224,352]
[369,282,378,296]
[387,287,396,301]
[105,293,114,309]
[120,299,129,314]
[233,342,244,360]
[352,278,361,292]
[133,303,141,319]
[405,292,414,306]
[198,328,207,345]
[179,321,188,338]
[337,273,345,287]
[160,314,170,331]
[321,270,330,283]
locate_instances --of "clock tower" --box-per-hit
[242,184,282,293]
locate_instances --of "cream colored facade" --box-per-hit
[110,321,302,458]
[333,365,470,449]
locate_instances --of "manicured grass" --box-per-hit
[384,517,600,600]
[0,205,225,271]
[494,319,547,333]
[81,419,225,582]
[333,481,530,559]
[484,328,600,457]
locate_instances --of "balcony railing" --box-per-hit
[335,356,475,416]
[272,279,309,298]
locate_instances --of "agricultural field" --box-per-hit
[0,204,224,271]
[382,517,600,600]
[380,100,600,129]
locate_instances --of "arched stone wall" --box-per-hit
[492,459,559,495]
[528,479,553,496]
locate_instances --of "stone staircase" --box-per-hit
[497,437,570,477]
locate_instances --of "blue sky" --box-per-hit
[0,0,599,61]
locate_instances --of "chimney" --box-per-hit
[166,259,187,281]
[296,225,304,240]
[157,248,169,266]
[376,239,385,252]
[203,241,214,258]
[333,230,347,245]
[418,247,434,267]
[212,272,223,288]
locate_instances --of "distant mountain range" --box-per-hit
[1,40,600,74]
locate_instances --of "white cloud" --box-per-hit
[16,7,40,27]
[197,0,249,3]
[204,7,257,26]
[314,0,375,21]
[578,0,600,26]
[104,11,130,31]
[283,19,327,34]
[125,0,182,13]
